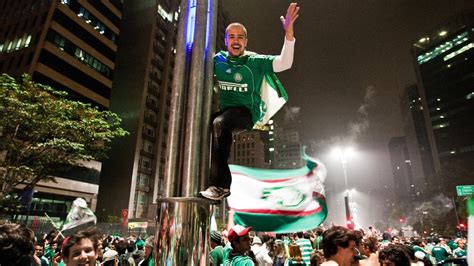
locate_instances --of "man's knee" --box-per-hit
[212,116,225,137]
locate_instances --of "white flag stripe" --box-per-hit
[228,172,322,212]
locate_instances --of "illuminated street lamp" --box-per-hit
[333,146,355,229]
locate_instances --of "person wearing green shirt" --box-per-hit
[210,230,225,266]
[453,238,467,258]
[223,225,255,265]
[431,238,451,265]
[199,3,300,201]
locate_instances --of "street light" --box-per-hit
[333,146,355,229]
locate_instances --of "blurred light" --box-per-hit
[419,37,428,43]
[439,30,448,36]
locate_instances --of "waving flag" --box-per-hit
[62,198,97,231]
[227,153,327,233]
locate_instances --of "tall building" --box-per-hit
[399,84,436,191]
[0,0,122,219]
[97,0,228,221]
[388,137,416,203]
[412,11,474,189]
[229,130,270,169]
[273,123,304,169]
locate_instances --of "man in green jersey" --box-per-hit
[223,225,256,265]
[200,2,300,201]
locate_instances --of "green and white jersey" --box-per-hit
[214,51,287,125]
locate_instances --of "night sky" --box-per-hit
[221,0,474,224]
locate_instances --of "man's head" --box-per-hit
[34,241,44,257]
[0,222,35,266]
[228,225,252,253]
[62,228,100,266]
[378,244,410,266]
[225,23,248,57]
[321,226,357,262]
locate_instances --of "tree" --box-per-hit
[0,74,128,213]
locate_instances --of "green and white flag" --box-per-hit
[227,154,327,233]
[62,198,97,231]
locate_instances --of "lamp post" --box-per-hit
[334,147,354,229]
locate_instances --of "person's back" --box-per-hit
[295,234,312,265]
[431,245,449,264]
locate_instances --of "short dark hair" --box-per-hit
[321,226,357,258]
[378,244,410,266]
[225,23,247,38]
[115,240,127,255]
[0,222,35,266]
[62,227,99,258]
[363,237,379,253]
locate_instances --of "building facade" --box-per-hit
[412,11,474,190]
[0,0,122,221]
[388,137,416,203]
[399,84,437,193]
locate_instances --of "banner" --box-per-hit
[227,153,327,233]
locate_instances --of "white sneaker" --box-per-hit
[199,186,231,201]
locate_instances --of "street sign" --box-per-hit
[456,185,474,196]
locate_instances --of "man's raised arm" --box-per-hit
[273,2,300,73]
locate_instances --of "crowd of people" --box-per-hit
[209,224,468,266]
[0,221,469,266]
[0,222,154,266]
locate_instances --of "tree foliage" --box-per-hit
[0,74,128,209]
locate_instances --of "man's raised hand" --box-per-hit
[280,2,300,41]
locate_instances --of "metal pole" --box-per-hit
[181,0,210,197]
[341,153,353,229]
[155,0,217,264]
[162,0,191,198]
[199,0,218,191]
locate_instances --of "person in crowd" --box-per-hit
[287,244,305,265]
[210,230,225,266]
[251,236,273,265]
[222,225,257,265]
[378,244,411,266]
[296,231,313,265]
[359,237,379,266]
[102,249,119,266]
[314,227,324,250]
[199,2,300,201]
[133,238,145,265]
[52,227,100,266]
[320,226,358,266]
[137,236,154,266]
[453,238,467,258]
[34,240,50,266]
[431,238,451,265]
[273,240,288,266]
[125,240,136,266]
[0,222,37,266]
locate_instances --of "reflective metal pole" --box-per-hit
[162,0,191,198]
[200,0,218,191]
[156,0,217,264]
[181,0,210,197]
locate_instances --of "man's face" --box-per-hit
[64,238,98,266]
[233,233,251,253]
[34,245,44,257]
[339,240,357,263]
[225,26,247,57]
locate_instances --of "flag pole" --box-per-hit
[44,213,65,238]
